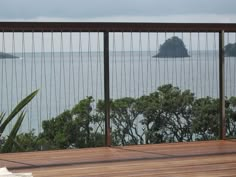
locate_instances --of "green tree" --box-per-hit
[226,96,236,137]
[137,84,194,143]
[109,97,143,145]
[192,97,219,140]
[39,96,104,150]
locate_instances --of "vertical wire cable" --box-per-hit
[10,32,15,115]
[79,32,85,99]
[39,32,44,133]
[228,33,232,97]
[172,32,175,86]
[197,32,202,97]
[140,33,144,95]
[146,33,149,93]
[182,32,186,90]
[59,31,67,112]
[96,32,100,100]
[189,32,192,91]
[163,32,166,85]
[110,32,115,98]
[113,33,118,99]
[32,32,40,133]
[130,32,136,98]
[1,31,4,112]
[21,32,24,103]
[206,33,211,96]
[179,33,183,88]
[70,32,76,105]
[3,32,10,115]
[29,32,33,131]
[226,33,229,97]
[10,32,16,130]
[166,32,169,85]
[2,32,10,133]
[13,32,19,105]
[129,32,133,97]
[121,32,127,97]
[61,32,67,109]
[204,32,208,96]
[21,31,29,131]
[89,32,94,98]
[30,32,34,131]
[174,32,178,87]
[2,31,9,116]
[123,33,127,97]
[49,31,53,119]
[148,32,152,92]
[23,32,29,130]
[99,33,103,100]
[196,33,199,97]
[87,32,90,97]
[120,33,124,98]
[42,32,49,120]
[187,32,191,90]
[59,32,62,112]
[111,33,114,98]
[234,33,236,96]
[138,33,141,96]
[68,33,72,108]
[155,32,159,88]
[213,32,218,97]
[52,32,58,116]
[87,32,92,97]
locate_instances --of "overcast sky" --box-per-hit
[1,0,236,22]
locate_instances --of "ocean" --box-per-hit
[0,51,235,134]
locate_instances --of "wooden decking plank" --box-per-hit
[1,140,236,176]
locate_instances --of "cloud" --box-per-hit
[0,0,236,20]
[1,14,236,23]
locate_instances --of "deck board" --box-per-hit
[1,140,236,176]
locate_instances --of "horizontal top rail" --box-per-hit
[0,22,236,32]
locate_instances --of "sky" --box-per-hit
[0,0,236,53]
[1,0,236,22]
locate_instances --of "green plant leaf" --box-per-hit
[0,89,38,134]
[1,111,25,153]
[0,112,5,126]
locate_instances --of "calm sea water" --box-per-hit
[0,51,235,134]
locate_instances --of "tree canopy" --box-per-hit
[3,85,236,152]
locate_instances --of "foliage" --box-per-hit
[0,90,38,153]
[7,85,236,152]
[192,97,219,140]
[136,84,194,143]
[110,97,143,145]
[153,36,189,58]
[38,97,105,150]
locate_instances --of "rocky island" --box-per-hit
[225,43,236,57]
[0,52,19,59]
[153,36,189,58]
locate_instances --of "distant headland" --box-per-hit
[153,36,189,58]
[225,43,236,57]
[0,52,19,59]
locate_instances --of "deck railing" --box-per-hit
[0,22,236,148]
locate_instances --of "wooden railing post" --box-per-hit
[104,31,111,146]
[219,30,226,140]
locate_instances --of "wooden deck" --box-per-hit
[1,140,236,177]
